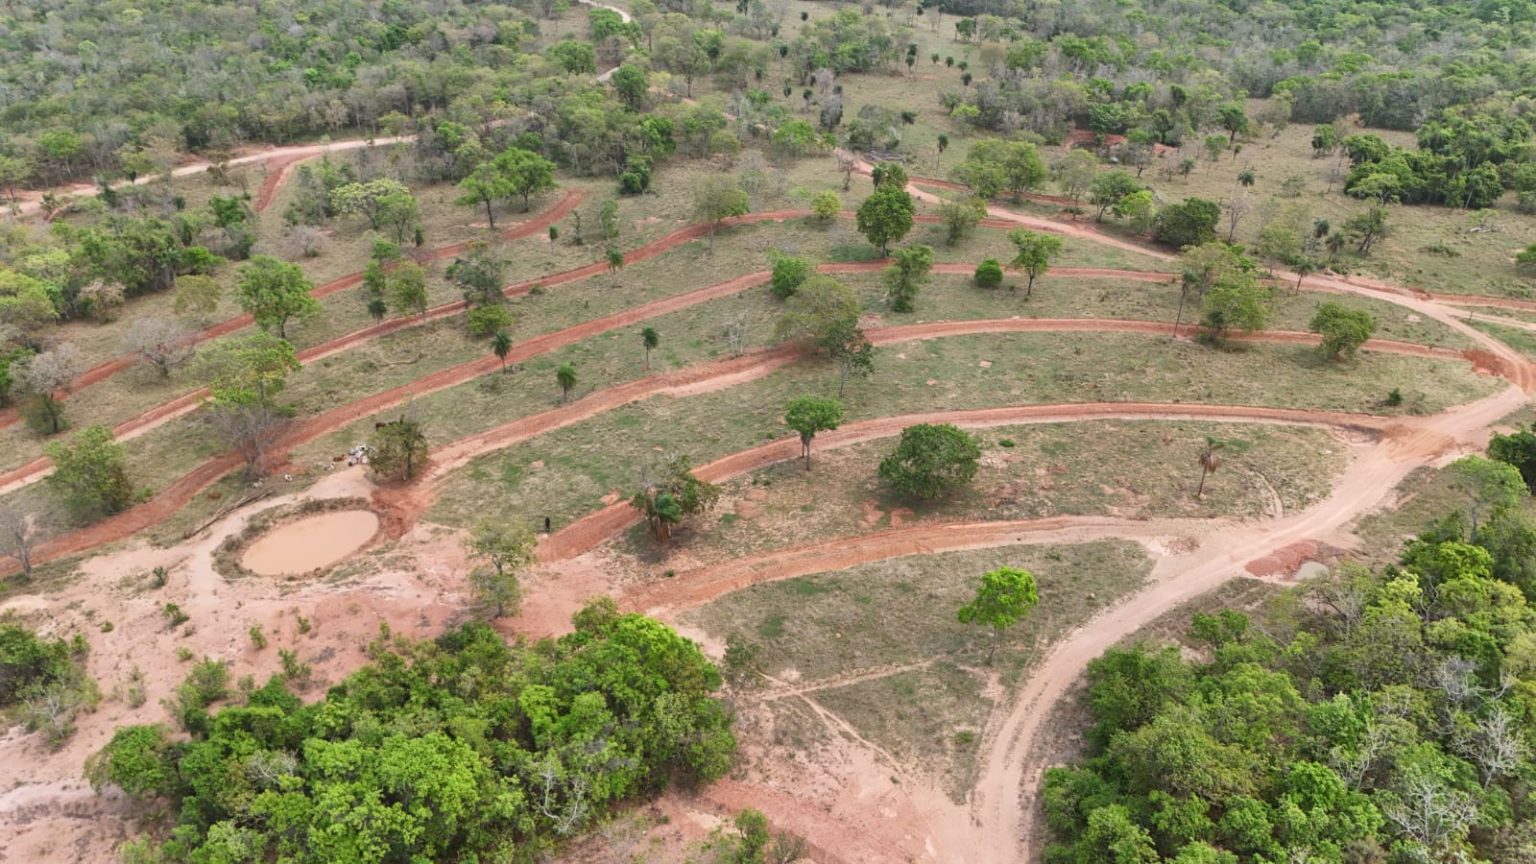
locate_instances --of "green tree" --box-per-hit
[855,185,915,256]
[388,261,428,317]
[1200,271,1270,343]
[494,146,559,211]
[939,195,987,246]
[975,259,1004,289]
[236,256,321,338]
[196,331,300,404]
[810,190,841,223]
[957,566,1039,662]
[1309,302,1376,361]
[44,425,133,520]
[1153,198,1221,248]
[1009,230,1064,297]
[1344,205,1388,255]
[953,139,1046,200]
[1090,171,1141,221]
[694,175,750,251]
[556,363,577,402]
[172,274,223,322]
[775,275,858,344]
[823,317,875,398]
[447,243,507,306]
[610,64,649,110]
[884,244,934,312]
[629,453,720,542]
[878,423,981,501]
[1054,149,1099,208]
[784,396,843,471]
[369,417,428,482]
[1114,189,1156,233]
[1217,102,1250,143]
[491,330,513,372]
[329,179,411,231]
[1447,455,1526,539]
[870,162,909,190]
[1489,425,1536,492]
[641,326,660,369]
[465,520,536,617]
[456,161,514,229]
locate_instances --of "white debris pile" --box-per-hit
[346,445,370,466]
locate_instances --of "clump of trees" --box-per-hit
[368,416,428,482]
[1044,484,1536,863]
[88,611,735,861]
[0,623,96,749]
[629,453,720,543]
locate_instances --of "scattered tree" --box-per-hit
[694,176,750,251]
[235,256,321,338]
[958,566,1039,662]
[369,417,428,482]
[1310,302,1376,361]
[122,317,197,378]
[1195,436,1224,499]
[465,520,537,618]
[491,330,513,372]
[784,396,843,471]
[855,185,915,256]
[17,344,82,435]
[885,244,934,312]
[1008,230,1063,297]
[629,453,720,542]
[640,326,659,369]
[556,363,577,402]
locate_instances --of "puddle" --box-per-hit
[241,510,380,576]
[1294,560,1330,581]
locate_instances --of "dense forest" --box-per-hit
[1041,453,1536,863]
[3,0,1535,190]
[87,602,735,862]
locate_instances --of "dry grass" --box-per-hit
[626,419,1347,567]
[687,540,1152,798]
[428,329,1495,532]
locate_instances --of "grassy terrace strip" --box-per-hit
[0,206,1159,477]
[0,317,1495,576]
[617,420,1351,567]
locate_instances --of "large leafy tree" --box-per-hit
[855,185,915,256]
[235,256,321,338]
[878,423,981,501]
[44,425,132,520]
[1309,302,1376,361]
[953,139,1047,200]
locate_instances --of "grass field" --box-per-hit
[427,330,1495,533]
[687,540,1153,798]
[618,419,1348,567]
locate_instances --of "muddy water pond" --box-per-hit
[241,510,380,576]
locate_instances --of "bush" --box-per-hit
[43,425,133,521]
[878,423,981,500]
[975,259,1004,288]
[769,253,811,299]
[466,303,514,337]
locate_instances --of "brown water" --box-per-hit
[241,510,380,576]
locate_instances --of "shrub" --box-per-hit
[975,259,1004,288]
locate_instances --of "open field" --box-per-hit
[687,540,1152,798]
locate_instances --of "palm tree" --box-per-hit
[1293,260,1315,294]
[491,330,512,372]
[556,363,577,402]
[640,327,659,369]
[1196,436,1224,499]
